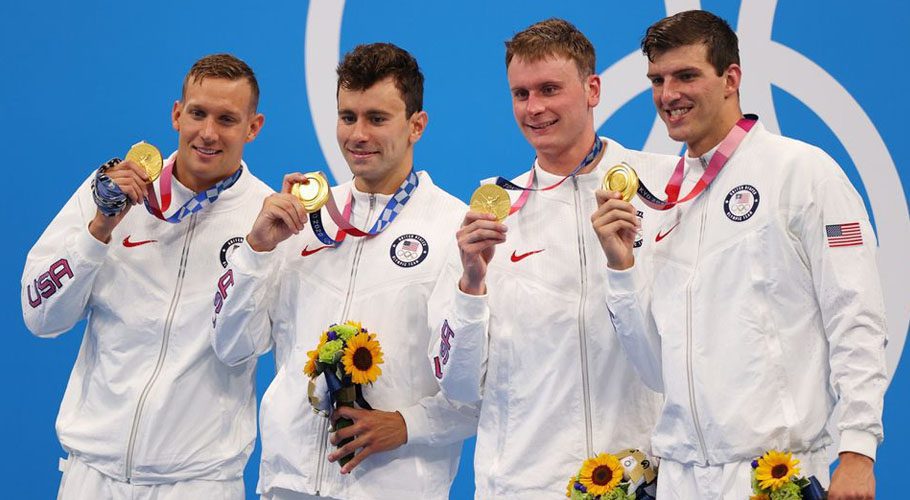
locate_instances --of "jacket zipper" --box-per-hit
[685,159,710,464]
[572,177,594,457]
[125,214,198,481]
[315,194,376,495]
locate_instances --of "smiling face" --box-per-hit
[507,55,600,173]
[647,43,742,157]
[171,77,263,192]
[336,77,427,194]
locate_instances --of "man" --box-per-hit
[429,19,670,497]
[210,43,477,500]
[592,10,886,499]
[21,54,268,498]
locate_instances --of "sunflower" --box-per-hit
[341,333,384,384]
[754,450,801,491]
[303,348,319,377]
[578,453,623,496]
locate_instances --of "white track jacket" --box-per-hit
[211,172,478,499]
[21,160,272,484]
[429,138,672,498]
[605,122,888,465]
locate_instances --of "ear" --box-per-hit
[408,110,428,146]
[586,73,601,108]
[171,100,182,131]
[246,113,265,143]
[723,64,742,98]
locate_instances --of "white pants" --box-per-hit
[261,487,341,500]
[656,450,831,499]
[57,455,244,500]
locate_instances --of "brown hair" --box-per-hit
[336,43,424,117]
[641,10,739,76]
[505,18,595,78]
[181,53,260,111]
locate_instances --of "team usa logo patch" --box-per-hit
[723,184,760,222]
[219,236,245,268]
[634,210,644,248]
[390,234,429,268]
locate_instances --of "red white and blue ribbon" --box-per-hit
[492,135,604,215]
[636,115,757,211]
[144,156,243,223]
[310,170,419,246]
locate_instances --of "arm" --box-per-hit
[210,173,308,366]
[593,189,664,392]
[798,171,886,498]
[427,211,504,402]
[22,161,150,337]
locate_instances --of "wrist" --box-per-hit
[459,275,485,295]
[88,213,115,243]
[246,233,275,253]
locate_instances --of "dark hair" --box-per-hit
[182,53,259,111]
[505,18,596,78]
[641,10,739,76]
[336,43,424,117]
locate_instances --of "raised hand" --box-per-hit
[457,211,507,295]
[591,189,639,270]
[246,173,311,252]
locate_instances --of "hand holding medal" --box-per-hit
[88,141,160,242]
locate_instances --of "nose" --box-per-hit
[660,80,680,106]
[200,117,217,143]
[526,92,545,115]
[349,119,368,142]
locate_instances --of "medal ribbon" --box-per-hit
[309,170,420,246]
[636,115,757,211]
[144,157,244,223]
[492,136,603,215]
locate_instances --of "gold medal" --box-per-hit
[469,184,511,222]
[125,141,163,181]
[603,163,639,202]
[291,172,330,213]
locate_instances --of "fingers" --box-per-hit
[266,193,308,232]
[595,188,622,206]
[281,172,311,194]
[457,212,507,251]
[108,160,151,204]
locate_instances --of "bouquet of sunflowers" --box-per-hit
[304,321,384,466]
[750,450,827,500]
[566,449,658,500]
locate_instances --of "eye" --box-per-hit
[369,115,387,125]
[649,76,664,86]
[220,115,238,125]
[678,72,697,82]
[189,109,205,119]
[541,85,558,96]
[339,114,355,124]
[512,89,528,101]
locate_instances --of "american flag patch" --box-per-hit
[825,222,863,248]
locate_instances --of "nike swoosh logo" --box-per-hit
[510,249,544,262]
[301,245,332,257]
[122,235,157,247]
[655,222,680,242]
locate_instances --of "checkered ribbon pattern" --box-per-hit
[143,165,243,223]
[310,169,419,246]
[91,158,129,216]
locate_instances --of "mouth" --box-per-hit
[192,145,222,157]
[526,119,558,131]
[664,106,692,123]
[347,149,379,160]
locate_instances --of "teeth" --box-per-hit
[196,147,218,154]
[529,120,557,130]
[669,108,690,117]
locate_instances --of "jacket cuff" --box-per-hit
[454,285,489,322]
[74,224,111,263]
[606,265,640,298]
[838,429,878,461]
[397,404,431,445]
[231,239,277,277]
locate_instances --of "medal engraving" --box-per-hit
[603,163,639,202]
[292,172,330,213]
[469,184,511,222]
[125,142,163,181]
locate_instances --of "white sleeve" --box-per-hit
[210,239,280,366]
[398,390,479,447]
[605,264,665,393]
[21,175,110,338]
[427,246,490,404]
[797,170,887,460]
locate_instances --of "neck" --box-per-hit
[537,129,599,176]
[688,109,744,158]
[172,162,240,193]
[354,166,411,195]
